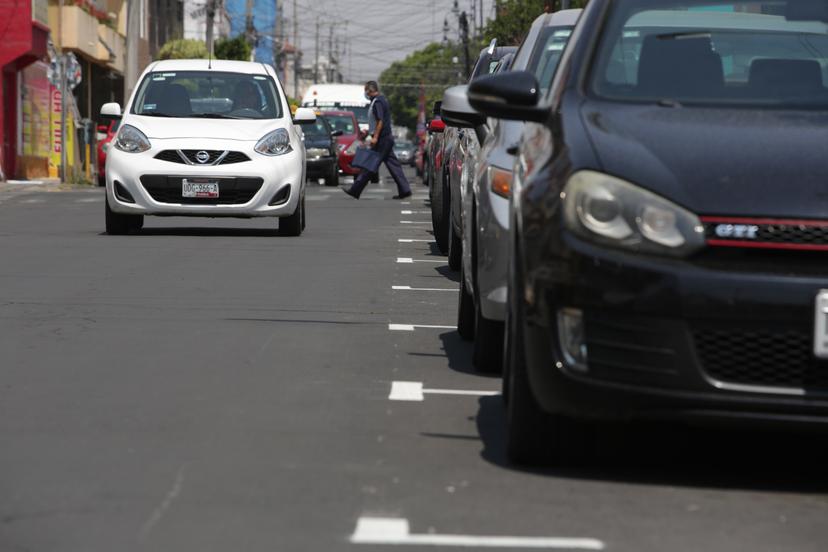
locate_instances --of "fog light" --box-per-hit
[269,184,291,206]
[114,181,135,203]
[557,308,588,372]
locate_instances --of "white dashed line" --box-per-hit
[388,323,457,331]
[398,239,433,243]
[306,195,330,201]
[401,210,430,215]
[392,285,458,292]
[388,381,499,401]
[349,517,605,549]
[396,257,443,264]
[76,197,103,203]
[400,220,431,224]
[20,198,45,204]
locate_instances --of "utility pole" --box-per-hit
[327,23,334,82]
[293,0,299,98]
[314,18,320,84]
[245,0,255,51]
[205,0,216,57]
[479,0,484,35]
[125,0,140,98]
[459,11,470,81]
[561,0,571,9]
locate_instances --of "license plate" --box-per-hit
[182,178,219,198]
[814,290,828,358]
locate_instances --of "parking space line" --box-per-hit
[388,381,498,402]
[76,197,104,203]
[397,257,443,264]
[392,285,457,292]
[401,221,431,224]
[388,323,456,331]
[398,239,433,243]
[401,210,430,215]
[349,517,605,549]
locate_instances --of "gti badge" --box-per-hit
[715,224,759,239]
[195,151,211,164]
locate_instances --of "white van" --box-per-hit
[301,84,371,132]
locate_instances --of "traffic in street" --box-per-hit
[3,0,828,549]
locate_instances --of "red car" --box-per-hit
[96,119,120,186]
[319,110,361,177]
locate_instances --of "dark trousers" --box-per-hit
[348,137,411,198]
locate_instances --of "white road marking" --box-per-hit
[396,257,443,264]
[306,195,330,201]
[392,285,458,292]
[400,220,431,224]
[401,201,411,205]
[349,517,605,549]
[388,381,499,402]
[76,197,103,203]
[139,465,186,539]
[401,210,429,215]
[398,239,433,243]
[20,198,45,204]
[388,323,457,331]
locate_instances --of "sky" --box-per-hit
[287,0,496,83]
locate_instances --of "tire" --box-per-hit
[325,164,339,187]
[434,177,450,254]
[279,194,304,236]
[447,217,462,271]
[457,261,475,341]
[473,301,504,374]
[504,233,593,466]
[105,196,143,235]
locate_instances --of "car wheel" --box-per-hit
[447,217,462,271]
[434,177,450,254]
[279,195,304,237]
[457,261,475,341]
[472,300,504,374]
[505,234,593,466]
[325,164,339,187]
[105,196,143,235]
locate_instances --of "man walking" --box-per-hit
[342,81,412,200]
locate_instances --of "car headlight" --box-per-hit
[306,147,329,159]
[562,171,705,257]
[255,128,293,156]
[114,125,151,153]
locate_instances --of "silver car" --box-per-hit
[442,9,581,372]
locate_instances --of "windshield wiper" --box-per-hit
[656,30,712,41]
[189,113,246,119]
[138,112,179,117]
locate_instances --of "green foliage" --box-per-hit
[157,39,208,60]
[484,0,588,44]
[215,36,252,61]
[379,42,469,132]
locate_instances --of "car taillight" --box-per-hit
[490,167,512,198]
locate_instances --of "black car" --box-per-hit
[470,0,828,465]
[303,116,342,187]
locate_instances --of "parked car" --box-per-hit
[102,59,316,236]
[469,0,828,465]
[432,41,517,256]
[96,119,120,186]
[394,141,416,166]
[443,10,581,372]
[319,110,360,178]
[303,116,343,187]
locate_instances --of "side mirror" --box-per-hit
[331,129,344,137]
[441,85,486,129]
[100,102,122,119]
[428,119,446,133]
[293,107,317,124]
[468,71,547,123]
[432,100,442,117]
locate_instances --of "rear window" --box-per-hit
[527,26,575,93]
[590,1,828,107]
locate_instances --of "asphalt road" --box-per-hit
[1,169,827,552]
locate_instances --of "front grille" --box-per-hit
[694,329,828,391]
[702,217,828,250]
[154,150,251,165]
[139,175,263,205]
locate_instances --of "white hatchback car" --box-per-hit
[102,59,316,236]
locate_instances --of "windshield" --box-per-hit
[315,105,370,124]
[528,26,574,93]
[303,118,332,138]
[323,114,356,134]
[394,142,413,150]
[131,71,283,119]
[591,1,828,107]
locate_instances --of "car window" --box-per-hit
[529,26,575,94]
[323,115,356,134]
[303,118,331,138]
[132,71,283,119]
[591,1,828,107]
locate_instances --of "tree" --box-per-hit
[157,39,209,60]
[215,36,252,61]
[379,42,469,132]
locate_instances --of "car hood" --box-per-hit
[581,101,828,218]
[127,115,288,141]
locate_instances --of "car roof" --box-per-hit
[540,8,582,28]
[148,59,271,74]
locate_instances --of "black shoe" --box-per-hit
[392,191,412,200]
[341,186,359,199]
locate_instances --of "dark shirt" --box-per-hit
[371,94,393,141]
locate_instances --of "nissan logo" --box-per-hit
[195,151,211,164]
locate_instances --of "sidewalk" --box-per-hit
[0,179,97,195]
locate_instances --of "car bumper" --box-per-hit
[106,139,303,217]
[306,156,336,178]
[523,234,828,425]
